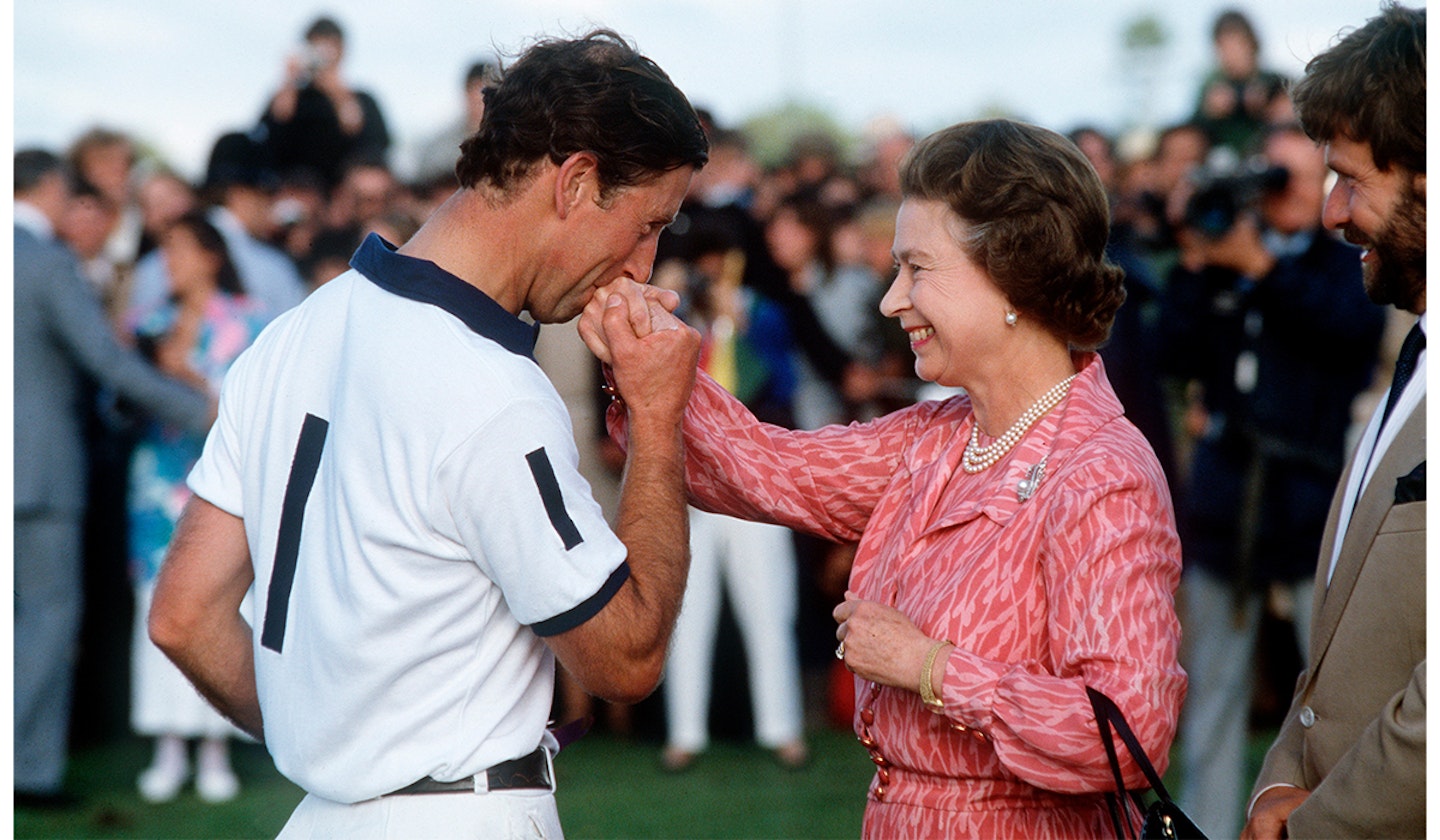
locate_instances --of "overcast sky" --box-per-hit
[14,0,1400,181]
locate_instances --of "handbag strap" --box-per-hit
[1087,687,1174,798]
[1087,687,1176,839]
[1091,689,1137,840]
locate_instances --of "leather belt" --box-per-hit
[387,747,555,796]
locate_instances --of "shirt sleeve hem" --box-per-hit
[529,561,630,637]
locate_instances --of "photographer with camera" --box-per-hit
[1160,123,1386,838]
[259,16,391,191]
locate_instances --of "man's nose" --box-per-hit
[1321,180,1352,231]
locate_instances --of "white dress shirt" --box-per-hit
[1326,312,1426,585]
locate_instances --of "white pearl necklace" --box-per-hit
[962,373,1077,474]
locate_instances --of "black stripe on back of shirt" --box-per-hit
[261,413,329,653]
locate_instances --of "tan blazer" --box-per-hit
[1251,395,1426,838]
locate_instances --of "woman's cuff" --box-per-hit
[940,645,1007,734]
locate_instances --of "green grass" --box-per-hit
[15,728,873,840]
[558,730,872,839]
[14,738,303,839]
[13,726,1280,839]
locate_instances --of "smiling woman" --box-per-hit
[589,117,1185,838]
[882,120,1125,416]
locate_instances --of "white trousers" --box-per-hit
[664,508,804,751]
[1178,566,1312,839]
[277,789,562,839]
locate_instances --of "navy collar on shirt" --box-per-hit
[350,232,540,359]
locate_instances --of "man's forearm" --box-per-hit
[149,497,264,740]
[544,408,691,704]
[552,281,699,702]
[613,410,691,652]
[160,615,264,741]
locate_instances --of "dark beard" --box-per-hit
[1364,184,1427,312]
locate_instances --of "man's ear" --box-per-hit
[554,152,600,220]
[1411,171,1425,202]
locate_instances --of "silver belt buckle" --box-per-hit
[542,746,556,793]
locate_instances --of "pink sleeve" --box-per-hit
[607,370,908,543]
[938,455,1186,794]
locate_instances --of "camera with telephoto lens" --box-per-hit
[1181,154,1290,239]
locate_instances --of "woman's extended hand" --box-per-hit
[579,277,696,420]
[578,277,682,365]
[834,593,946,697]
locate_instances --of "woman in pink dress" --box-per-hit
[585,119,1185,838]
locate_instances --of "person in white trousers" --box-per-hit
[663,508,807,770]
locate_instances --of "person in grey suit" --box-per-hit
[14,149,213,807]
[1242,4,1426,838]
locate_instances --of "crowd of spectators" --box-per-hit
[16,10,1403,831]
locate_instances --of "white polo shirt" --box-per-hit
[189,234,628,803]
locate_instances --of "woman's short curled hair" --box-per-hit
[899,119,1126,350]
[455,29,709,199]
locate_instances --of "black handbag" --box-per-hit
[1086,687,1208,840]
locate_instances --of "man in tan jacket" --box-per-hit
[1243,4,1426,838]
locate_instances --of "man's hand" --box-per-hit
[1241,786,1309,840]
[578,277,682,364]
[596,281,697,423]
[1193,214,1277,279]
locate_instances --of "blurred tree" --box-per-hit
[1121,13,1171,130]
[977,100,1019,120]
[740,102,854,171]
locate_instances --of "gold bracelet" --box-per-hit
[919,639,950,712]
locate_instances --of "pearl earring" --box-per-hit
[1005,310,1018,326]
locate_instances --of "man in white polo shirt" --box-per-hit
[147,30,709,838]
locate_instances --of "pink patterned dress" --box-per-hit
[616,352,1185,838]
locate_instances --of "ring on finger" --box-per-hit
[835,641,846,660]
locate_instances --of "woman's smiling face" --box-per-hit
[880,198,1011,388]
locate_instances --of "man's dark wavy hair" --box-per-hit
[455,29,709,198]
[1291,2,1426,173]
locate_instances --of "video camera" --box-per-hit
[1182,155,1289,239]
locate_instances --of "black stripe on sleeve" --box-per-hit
[530,562,631,637]
[525,447,584,550]
[261,413,329,653]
